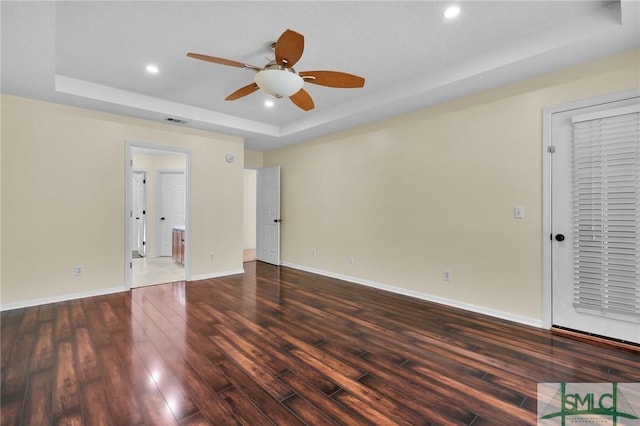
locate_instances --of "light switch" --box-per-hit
[514,206,524,219]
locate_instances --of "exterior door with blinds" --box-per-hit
[551,97,640,344]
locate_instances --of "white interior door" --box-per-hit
[132,171,147,256]
[257,166,280,265]
[551,96,640,344]
[158,171,185,257]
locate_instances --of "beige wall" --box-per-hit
[243,169,257,249]
[1,95,244,308]
[244,149,264,169]
[264,49,640,323]
[132,152,186,256]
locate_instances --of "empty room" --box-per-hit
[1,1,639,425]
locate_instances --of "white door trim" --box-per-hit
[124,141,192,289]
[541,89,640,329]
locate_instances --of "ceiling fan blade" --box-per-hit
[289,88,314,111]
[186,52,261,71]
[299,71,365,88]
[225,83,260,101]
[275,29,304,68]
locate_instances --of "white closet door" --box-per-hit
[256,166,280,265]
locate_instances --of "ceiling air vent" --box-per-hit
[165,117,187,124]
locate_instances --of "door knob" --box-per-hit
[273,219,281,223]
[160,217,165,221]
[555,234,565,242]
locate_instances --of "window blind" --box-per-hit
[572,106,640,323]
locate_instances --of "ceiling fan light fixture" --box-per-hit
[254,66,304,98]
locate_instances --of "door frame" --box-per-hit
[132,170,147,257]
[541,88,640,329]
[156,170,186,257]
[124,141,192,289]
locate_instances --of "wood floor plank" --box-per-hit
[74,328,100,382]
[216,357,303,425]
[96,346,146,425]
[18,308,38,335]
[331,389,408,425]
[84,308,111,348]
[279,371,369,426]
[54,412,83,426]
[210,333,293,401]
[281,394,337,425]
[1,332,36,399]
[130,339,199,422]
[23,369,53,425]
[52,341,80,418]
[80,380,115,426]
[53,305,71,341]
[286,346,413,424]
[139,392,179,426]
[160,349,240,425]
[178,412,212,426]
[2,261,638,425]
[238,327,340,395]
[38,304,55,323]
[0,399,22,426]
[68,300,86,328]
[30,322,54,371]
[1,322,20,370]
[218,387,274,426]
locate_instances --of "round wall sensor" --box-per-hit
[225,153,235,163]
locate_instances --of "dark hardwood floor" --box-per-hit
[2,262,639,425]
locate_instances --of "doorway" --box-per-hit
[544,90,640,344]
[126,144,190,288]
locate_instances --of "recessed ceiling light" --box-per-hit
[146,64,159,74]
[264,100,274,108]
[443,5,460,19]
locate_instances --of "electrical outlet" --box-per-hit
[210,253,214,262]
[348,256,355,264]
[444,270,451,281]
[312,249,317,257]
[514,206,524,219]
[75,265,84,276]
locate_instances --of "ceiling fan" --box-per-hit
[186,29,365,111]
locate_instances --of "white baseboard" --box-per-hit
[281,261,543,329]
[1,286,127,312]
[190,269,245,281]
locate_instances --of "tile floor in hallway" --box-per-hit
[133,250,255,287]
[132,256,185,287]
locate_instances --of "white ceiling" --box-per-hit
[2,1,638,151]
